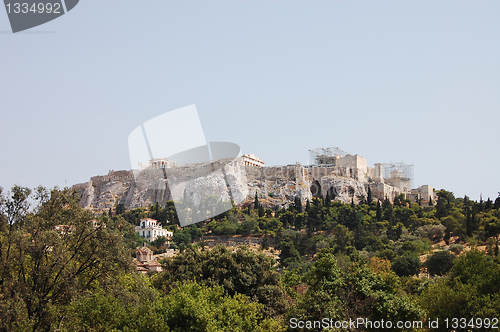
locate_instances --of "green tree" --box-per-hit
[391,255,420,277]
[291,250,423,328]
[0,187,132,332]
[151,236,168,248]
[158,282,283,332]
[294,196,303,213]
[435,189,455,219]
[172,229,192,248]
[115,202,126,215]
[63,273,167,332]
[426,250,456,276]
[157,246,289,317]
[421,250,500,331]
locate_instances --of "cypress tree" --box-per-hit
[486,198,493,211]
[295,196,303,213]
[254,192,259,210]
[258,205,265,218]
[367,186,372,205]
[494,193,500,209]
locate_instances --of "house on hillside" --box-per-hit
[135,218,172,242]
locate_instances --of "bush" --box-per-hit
[426,250,456,276]
[448,243,463,254]
[316,240,330,251]
[377,248,396,261]
[391,255,421,277]
[415,224,446,242]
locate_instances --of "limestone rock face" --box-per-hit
[78,183,94,209]
[245,176,312,210]
[73,165,368,213]
[318,176,367,204]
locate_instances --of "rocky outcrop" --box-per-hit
[73,164,368,213]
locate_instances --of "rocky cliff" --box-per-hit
[73,163,368,213]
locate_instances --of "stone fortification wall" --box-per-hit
[385,177,411,193]
[411,185,435,204]
[90,170,134,188]
[337,154,367,172]
[305,165,351,179]
[368,183,402,204]
[245,165,298,180]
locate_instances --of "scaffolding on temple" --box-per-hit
[382,162,415,188]
[309,147,350,165]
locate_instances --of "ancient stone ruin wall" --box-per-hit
[90,170,134,188]
[245,165,298,181]
[369,183,402,203]
[411,185,436,204]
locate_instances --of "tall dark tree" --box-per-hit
[325,190,331,207]
[466,203,479,237]
[382,197,394,223]
[258,204,265,218]
[436,190,455,218]
[367,186,372,205]
[305,199,311,213]
[115,202,126,215]
[494,193,500,209]
[294,196,302,213]
[486,197,493,210]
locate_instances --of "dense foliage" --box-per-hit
[1,186,500,331]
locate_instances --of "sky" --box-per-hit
[1,0,499,201]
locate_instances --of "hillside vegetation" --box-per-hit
[1,186,500,331]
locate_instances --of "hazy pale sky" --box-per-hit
[1,0,499,201]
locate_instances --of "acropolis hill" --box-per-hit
[73,147,436,213]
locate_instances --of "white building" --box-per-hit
[135,218,173,242]
[138,157,177,171]
[241,154,265,167]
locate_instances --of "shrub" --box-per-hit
[448,243,463,254]
[391,255,421,277]
[426,250,456,276]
